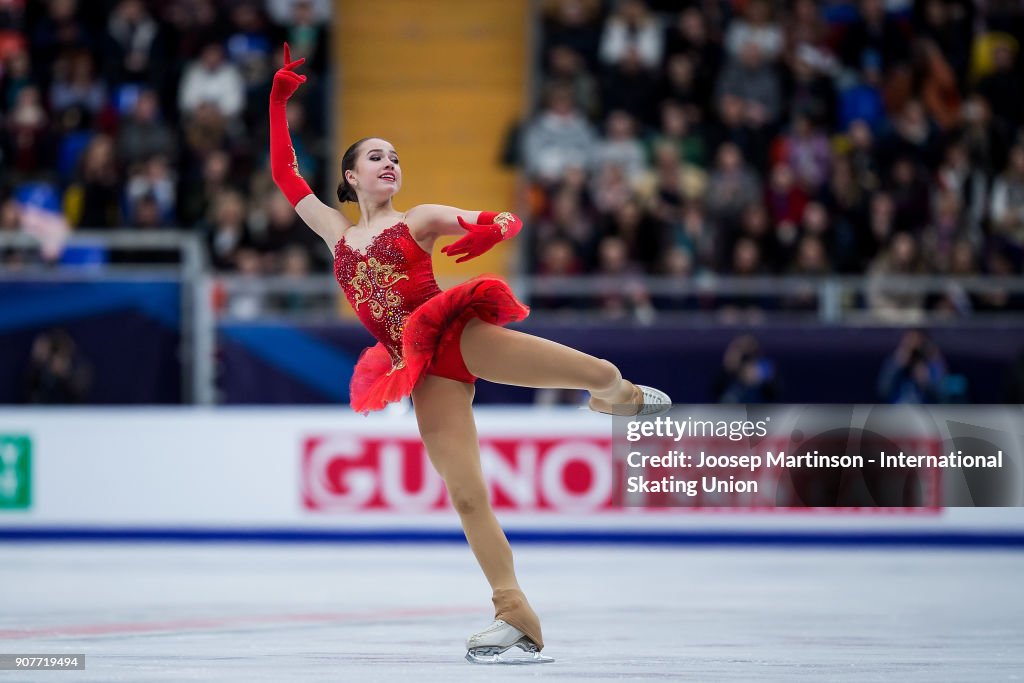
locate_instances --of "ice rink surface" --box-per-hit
[1,543,1022,682]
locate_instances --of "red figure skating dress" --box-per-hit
[334,221,529,413]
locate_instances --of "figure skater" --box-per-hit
[269,45,670,664]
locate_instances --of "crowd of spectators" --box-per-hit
[0,0,332,278]
[519,0,1024,316]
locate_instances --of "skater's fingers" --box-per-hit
[284,57,306,71]
[275,71,305,86]
[283,42,291,65]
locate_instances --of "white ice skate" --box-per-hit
[464,619,554,665]
[634,384,672,415]
[586,383,673,417]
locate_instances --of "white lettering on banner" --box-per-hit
[303,435,377,510]
[379,443,445,511]
[481,442,537,508]
[539,442,611,511]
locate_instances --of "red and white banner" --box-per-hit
[303,435,613,512]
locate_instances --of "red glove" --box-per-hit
[269,43,312,206]
[441,211,522,263]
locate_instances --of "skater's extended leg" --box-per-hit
[460,318,670,414]
[460,318,634,403]
[411,374,519,591]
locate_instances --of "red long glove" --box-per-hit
[441,211,522,263]
[269,43,312,206]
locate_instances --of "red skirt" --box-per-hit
[349,276,529,413]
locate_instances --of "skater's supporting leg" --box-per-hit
[459,319,635,404]
[413,374,546,655]
[411,374,519,591]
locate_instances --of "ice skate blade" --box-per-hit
[465,639,554,665]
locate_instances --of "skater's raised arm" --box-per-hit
[406,204,522,263]
[269,43,350,249]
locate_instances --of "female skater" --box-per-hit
[269,45,670,664]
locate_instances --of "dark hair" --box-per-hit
[337,136,375,203]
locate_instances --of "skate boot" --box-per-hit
[464,588,553,664]
[589,381,672,416]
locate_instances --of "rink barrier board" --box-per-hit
[0,408,1022,535]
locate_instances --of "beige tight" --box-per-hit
[411,320,634,649]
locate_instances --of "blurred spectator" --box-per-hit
[521,81,597,183]
[724,0,783,63]
[960,94,1010,179]
[2,47,33,110]
[280,0,327,74]
[593,235,652,319]
[705,143,760,231]
[531,186,596,270]
[838,0,911,72]
[603,197,661,270]
[888,156,931,233]
[714,41,782,128]
[837,61,886,133]
[256,192,330,271]
[541,0,603,69]
[3,84,51,177]
[935,140,987,236]
[913,39,960,130]
[64,134,121,228]
[203,190,252,271]
[974,35,1023,131]
[117,88,176,166]
[776,112,832,192]
[532,237,583,310]
[988,145,1024,251]
[598,0,662,70]
[105,0,164,87]
[29,0,92,90]
[594,110,646,184]
[765,162,808,229]
[646,99,704,168]
[270,245,317,311]
[49,49,104,115]
[636,141,706,227]
[601,46,659,125]
[179,148,234,228]
[125,155,176,225]
[821,158,864,271]
[844,119,880,194]
[933,238,979,317]
[178,42,244,119]
[131,193,166,229]
[715,335,781,403]
[20,329,92,404]
[785,0,834,72]
[867,232,927,320]
[877,329,946,403]
[661,8,720,112]
[924,190,968,269]
[915,0,974,89]
[788,45,838,129]
[546,44,600,120]
[590,160,632,215]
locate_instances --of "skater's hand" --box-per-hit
[271,43,306,104]
[442,214,521,263]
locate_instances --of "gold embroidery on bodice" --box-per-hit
[347,257,409,345]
